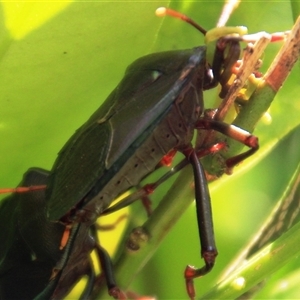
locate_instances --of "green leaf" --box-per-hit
[201,205,300,299]
[0,1,169,189]
[0,1,299,299]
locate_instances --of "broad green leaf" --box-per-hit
[0,1,299,299]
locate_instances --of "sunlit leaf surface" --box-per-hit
[0,1,299,299]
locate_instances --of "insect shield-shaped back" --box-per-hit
[46,46,208,223]
[0,169,65,299]
[0,168,96,300]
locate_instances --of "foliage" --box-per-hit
[0,1,299,299]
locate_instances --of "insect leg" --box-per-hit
[102,143,226,216]
[207,39,241,98]
[79,261,96,300]
[95,243,126,300]
[182,149,217,300]
[196,118,259,172]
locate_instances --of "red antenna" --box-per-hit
[156,7,207,36]
[0,185,46,194]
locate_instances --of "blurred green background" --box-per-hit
[0,1,299,299]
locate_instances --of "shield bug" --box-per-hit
[0,168,102,300]
[1,2,296,299]
[0,168,129,300]
[43,7,262,300]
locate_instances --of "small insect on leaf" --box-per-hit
[0,2,299,300]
